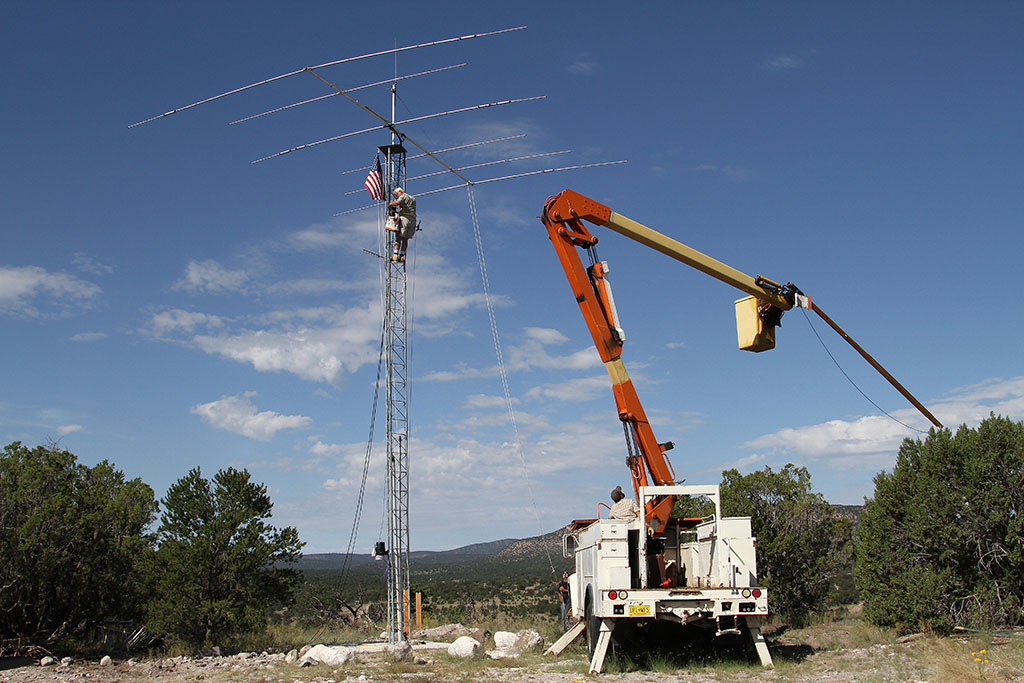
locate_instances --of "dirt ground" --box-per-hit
[0,644,917,683]
[1,626,1020,682]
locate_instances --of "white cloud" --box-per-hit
[287,216,379,251]
[526,376,610,402]
[740,376,1024,470]
[72,253,113,276]
[70,331,108,342]
[464,394,518,409]
[145,213,507,386]
[146,309,224,336]
[0,266,101,316]
[762,55,803,71]
[309,439,348,457]
[190,393,311,441]
[422,327,601,383]
[56,424,84,436]
[524,327,569,345]
[174,259,251,293]
[192,305,380,383]
[264,278,363,295]
[566,55,597,75]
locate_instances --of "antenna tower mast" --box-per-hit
[382,82,410,645]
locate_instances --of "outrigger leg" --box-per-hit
[588,618,615,674]
[745,616,774,668]
[544,620,585,656]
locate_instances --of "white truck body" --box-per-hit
[562,485,772,672]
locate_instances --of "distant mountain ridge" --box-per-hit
[295,537,518,572]
[299,505,864,577]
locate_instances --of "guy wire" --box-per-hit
[467,185,557,574]
[801,308,928,435]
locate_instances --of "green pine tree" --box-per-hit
[144,467,304,644]
[720,464,853,625]
[856,415,1024,631]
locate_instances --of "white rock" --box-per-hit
[39,656,56,667]
[284,649,298,663]
[416,623,471,640]
[298,657,319,667]
[302,644,353,666]
[385,641,412,662]
[486,648,521,660]
[447,636,482,659]
[516,629,545,651]
[298,644,312,657]
[494,631,518,650]
[60,656,72,666]
[99,655,112,666]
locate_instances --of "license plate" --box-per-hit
[628,603,651,617]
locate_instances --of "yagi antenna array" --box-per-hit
[229,63,467,126]
[337,135,529,175]
[344,150,572,194]
[333,161,628,217]
[131,23,626,208]
[251,95,546,165]
[128,26,525,128]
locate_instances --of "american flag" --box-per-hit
[364,155,384,201]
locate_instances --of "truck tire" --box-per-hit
[584,593,600,656]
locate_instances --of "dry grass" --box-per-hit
[112,610,1024,683]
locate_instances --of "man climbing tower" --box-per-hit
[387,187,417,262]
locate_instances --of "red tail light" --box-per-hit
[608,590,618,600]
[752,589,762,598]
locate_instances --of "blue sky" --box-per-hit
[3,2,1022,552]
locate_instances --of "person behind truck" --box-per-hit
[557,571,571,630]
[387,187,416,262]
[609,485,639,520]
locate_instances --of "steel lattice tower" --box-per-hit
[380,141,410,644]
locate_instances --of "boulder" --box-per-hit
[298,644,312,657]
[447,636,482,659]
[516,629,545,651]
[300,644,353,667]
[415,623,472,640]
[469,628,492,646]
[99,655,113,666]
[60,657,72,666]
[284,649,298,664]
[385,641,412,662]
[39,656,56,667]
[493,631,518,650]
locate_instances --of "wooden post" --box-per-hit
[403,589,410,637]
[415,591,422,631]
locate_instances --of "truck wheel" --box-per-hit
[584,594,599,656]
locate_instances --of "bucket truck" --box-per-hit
[539,190,940,673]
